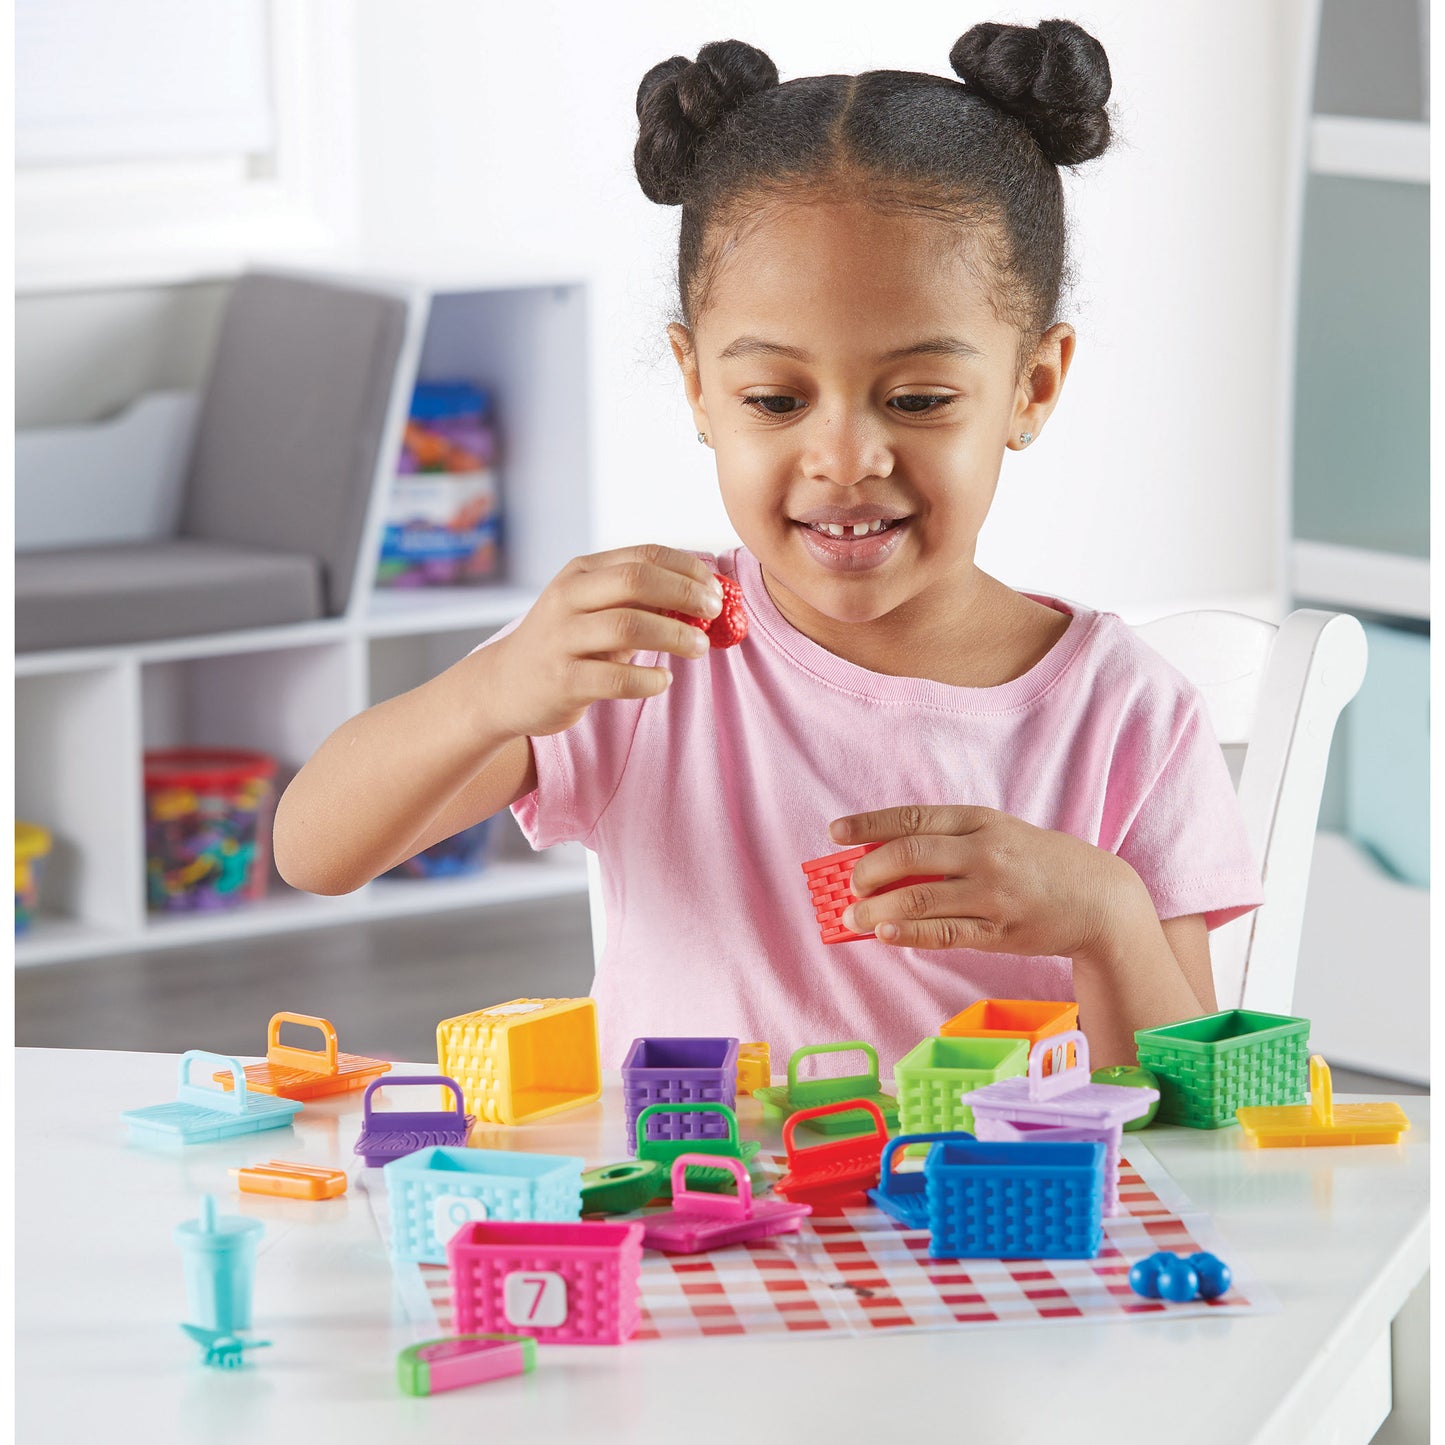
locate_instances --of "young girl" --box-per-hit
[274,19,1262,1071]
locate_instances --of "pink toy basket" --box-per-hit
[447,1220,645,1345]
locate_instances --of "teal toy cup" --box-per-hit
[174,1195,264,1333]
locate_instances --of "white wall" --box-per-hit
[350,0,1317,614]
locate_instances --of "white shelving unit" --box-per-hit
[15,275,595,968]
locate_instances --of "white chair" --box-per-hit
[1135,607,1366,1014]
[588,607,1368,1019]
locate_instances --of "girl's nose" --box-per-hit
[799,408,895,487]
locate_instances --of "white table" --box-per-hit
[17,1049,1428,1445]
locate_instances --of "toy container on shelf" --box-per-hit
[143,748,277,913]
[448,1220,645,1345]
[1133,1009,1310,1129]
[924,1137,1106,1259]
[376,380,502,589]
[964,1032,1157,1216]
[384,1145,583,1265]
[940,998,1080,1076]
[437,997,601,1125]
[14,821,51,933]
[384,814,497,880]
[894,1035,1030,1137]
[621,1036,739,1155]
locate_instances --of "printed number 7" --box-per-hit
[521,1275,548,1320]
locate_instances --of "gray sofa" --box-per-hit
[17,271,408,652]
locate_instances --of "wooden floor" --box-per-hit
[13,900,1429,1096]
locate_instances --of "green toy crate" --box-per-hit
[894,1035,1030,1137]
[1133,1009,1310,1129]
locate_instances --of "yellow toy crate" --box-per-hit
[437,998,602,1126]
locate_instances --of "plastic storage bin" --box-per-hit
[143,748,277,913]
[384,814,497,880]
[621,1036,739,1155]
[377,380,501,588]
[1134,1009,1310,1129]
[925,1138,1105,1259]
[894,1035,1030,1137]
[448,1220,645,1345]
[14,821,51,933]
[384,1145,583,1264]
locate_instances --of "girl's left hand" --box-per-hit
[830,805,1133,959]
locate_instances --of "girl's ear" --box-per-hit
[668,323,711,437]
[1010,322,1075,450]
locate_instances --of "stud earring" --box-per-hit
[697,431,710,446]
[1018,431,1033,446]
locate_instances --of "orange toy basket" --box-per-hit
[216,1013,391,1100]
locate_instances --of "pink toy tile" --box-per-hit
[447,1220,645,1345]
[964,1031,1158,1217]
[640,1155,811,1254]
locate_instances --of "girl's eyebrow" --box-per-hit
[717,335,984,362]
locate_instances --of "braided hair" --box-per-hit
[634,20,1112,341]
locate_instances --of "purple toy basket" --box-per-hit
[354,1075,475,1167]
[621,1037,740,1155]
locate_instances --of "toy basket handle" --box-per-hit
[1308,1054,1333,1126]
[878,1131,972,1180]
[787,1041,880,1095]
[178,1050,248,1112]
[670,1153,752,1215]
[363,1075,465,1123]
[635,1101,740,1154]
[267,1012,339,1075]
[782,1096,888,1155]
[1026,1030,1090,1100]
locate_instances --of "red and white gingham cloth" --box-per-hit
[368,1140,1274,1341]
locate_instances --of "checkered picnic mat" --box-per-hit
[367,1140,1273,1341]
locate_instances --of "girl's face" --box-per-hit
[672,198,1072,652]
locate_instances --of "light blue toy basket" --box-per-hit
[924,1138,1105,1259]
[384,1145,584,1264]
[121,1050,302,1147]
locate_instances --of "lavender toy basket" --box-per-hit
[621,1037,739,1155]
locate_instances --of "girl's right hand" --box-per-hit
[488,544,724,737]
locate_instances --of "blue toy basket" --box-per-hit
[924,1138,1106,1259]
[868,1132,974,1228]
[384,1145,583,1264]
[121,1050,302,1147]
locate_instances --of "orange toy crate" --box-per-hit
[437,998,602,1126]
[941,998,1079,1076]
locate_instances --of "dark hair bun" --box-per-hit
[949,19,1112,166]
[635,39,780,204]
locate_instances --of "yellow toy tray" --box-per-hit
[1236,1055,1410,1147]
[216,1012,392,1100]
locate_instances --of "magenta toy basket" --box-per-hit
[621,1037,739,1155]
[447,1220,645,1345]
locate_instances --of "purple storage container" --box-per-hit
[621,1037,740,1155]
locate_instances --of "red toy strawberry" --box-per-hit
[667,572,748,649]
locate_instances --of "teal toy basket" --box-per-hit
[1133,1009,1310,1129]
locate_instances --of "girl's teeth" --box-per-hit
[816,519,892,538]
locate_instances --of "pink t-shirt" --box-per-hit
[509,547,1263,1067]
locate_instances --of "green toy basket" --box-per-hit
[1133,1009,1310,1129]
[894,1034,1031,1136]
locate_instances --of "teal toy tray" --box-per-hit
[123,1050,302,1147]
